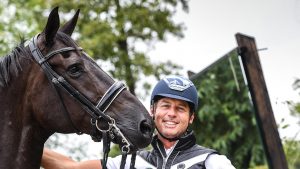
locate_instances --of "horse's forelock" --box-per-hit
[55,32,102,69]
[56,32,78,48]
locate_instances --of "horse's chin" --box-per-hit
[88,129,103,142]
[91,135,103,142]
[88,126,139,152]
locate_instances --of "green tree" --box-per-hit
[283,139,300,169]
[287,78,300,124]
[1,0,188,160]
[2,0,187,97]
[284,78,300,169]
[0,0,51,54]
[48,0,188,96]
[190,49,266,168]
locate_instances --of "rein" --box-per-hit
[28,34,136,169]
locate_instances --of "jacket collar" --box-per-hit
[152,130,196,152]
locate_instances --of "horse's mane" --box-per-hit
[0,42,29,87]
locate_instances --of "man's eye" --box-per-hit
[178,107,186,112]
[160,104,169,108]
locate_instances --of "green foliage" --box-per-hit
[108,144,121,158]
[1,0,188,161]
[1,0,187,97]
[252,165,268,169]
[283,139,300,169]
[286,78,300,124]
[0,0,49,55]
[283,78,300,169]
[190,49,266,168]
[108,142,153,158]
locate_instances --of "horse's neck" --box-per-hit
[0,103,48,169]
[0,58,49,169]
[0,115,48,168]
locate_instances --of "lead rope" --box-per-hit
[130,151,137,169]
[101,139,136,169]
[120,151,128,169]
[119,150,136,169]
[101,132,111,169]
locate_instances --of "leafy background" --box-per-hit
[0,0,299,168]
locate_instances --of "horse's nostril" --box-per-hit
[139,120,153,136]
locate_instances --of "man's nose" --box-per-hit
[167,107,177,116]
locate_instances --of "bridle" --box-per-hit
[28,34,136,169]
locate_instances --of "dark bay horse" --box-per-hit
[0,7,154,169]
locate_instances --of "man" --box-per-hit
[42,75,235,169]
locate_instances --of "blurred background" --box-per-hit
[1,0,299,168]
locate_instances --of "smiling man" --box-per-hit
[132,75,235,169]
[42,75,235,169]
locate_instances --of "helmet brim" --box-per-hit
[154,93,195,108]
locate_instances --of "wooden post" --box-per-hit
[235,33,288,169]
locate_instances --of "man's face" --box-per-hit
[151,97,194,139]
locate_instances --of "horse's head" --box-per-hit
[28,7,154,151]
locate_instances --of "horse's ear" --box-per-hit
[42,6,60,46]
[59,9,80,36]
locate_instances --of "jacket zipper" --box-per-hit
[157,141,178,169]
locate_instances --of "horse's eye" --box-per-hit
[61,51,70,58]
[67,64,83,77]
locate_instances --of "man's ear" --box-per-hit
[150,105,154,117]
[189,113,195,124]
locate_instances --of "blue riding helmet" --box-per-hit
[150,75,198,112]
